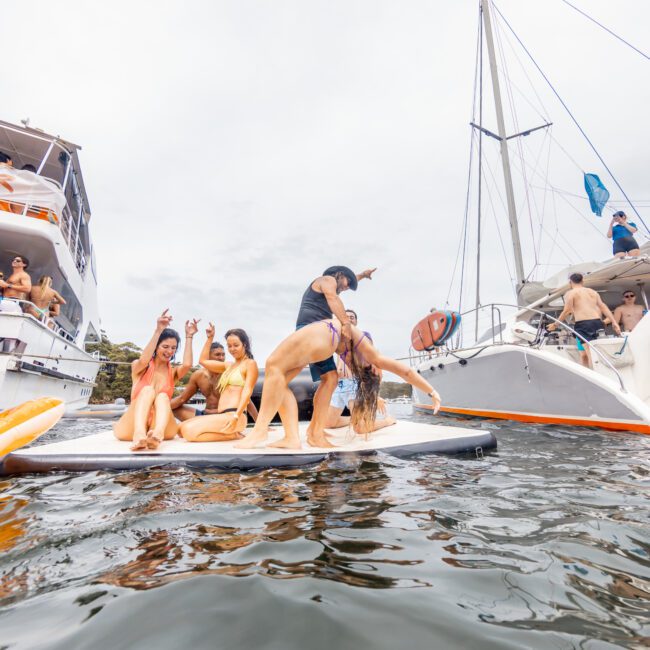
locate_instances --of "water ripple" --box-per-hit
[1,406,649,649]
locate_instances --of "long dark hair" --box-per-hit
[154,328,180,360]
[225,328,254,359]
[347,338,380,434]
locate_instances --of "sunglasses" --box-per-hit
[12,258,24,263]
[624,294,635,298]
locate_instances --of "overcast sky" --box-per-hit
[2,1,649,363]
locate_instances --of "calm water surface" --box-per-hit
[1,404,649,649]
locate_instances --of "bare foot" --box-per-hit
[146,430,164,450]
[307,432,336,448]
[234,429,268,449]
[268,437,302,450]
[130,436,148,452]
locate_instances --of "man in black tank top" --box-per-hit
[296,265,376,447]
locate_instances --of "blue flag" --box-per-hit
[584,173,609,217]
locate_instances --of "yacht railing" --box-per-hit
[0,297,76,343]
[406,302,627,393]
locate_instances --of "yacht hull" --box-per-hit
[0,312,98,410]
[413,345,650,434]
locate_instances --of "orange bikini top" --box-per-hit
[131,360,175,402]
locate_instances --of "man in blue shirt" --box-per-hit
[607,211,640,258]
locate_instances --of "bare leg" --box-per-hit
[236,366,302,449]
[180,413,246,442]
[173,405,201,422]
[268,387,301,449]
[307,371,338,448]
[146,393,176,449]
[121,386,156,451]
[325,405,349,429]
[579,348,593,369]
[354,416,397,438]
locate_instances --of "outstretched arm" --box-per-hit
[199,322,229,373]
[175,319,200,381]
[356,337,440,413]
[356,267,377,282]
[133,309,172,376]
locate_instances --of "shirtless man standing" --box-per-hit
[611,290,647,332]
[0,255,32,313]
[171,341,259,422]
[547,272,621,368]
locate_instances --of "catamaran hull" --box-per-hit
[412,345,650,434]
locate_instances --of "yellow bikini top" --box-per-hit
[218,363,245,391]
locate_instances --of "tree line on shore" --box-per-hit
[88,333,411,404]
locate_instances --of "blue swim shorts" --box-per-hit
[194,409,206,416]
[330,378,358,409]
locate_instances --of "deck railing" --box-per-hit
[405,302,627,393]
[0,297,76,342]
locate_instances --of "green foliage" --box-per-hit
[87,334,199,404]
[379,381,411,399]
[87,335,141,404]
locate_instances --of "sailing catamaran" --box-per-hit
[411,0,650,434]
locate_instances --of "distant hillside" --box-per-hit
[380,381,411,399]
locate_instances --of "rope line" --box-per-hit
[561,0,649,60]
[491,1,649,234]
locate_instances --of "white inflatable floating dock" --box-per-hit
[2,420,496,474]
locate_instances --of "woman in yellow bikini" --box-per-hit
[114,309,198,451]
[180,323,259,442]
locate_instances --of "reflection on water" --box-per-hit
[1,405,649,649]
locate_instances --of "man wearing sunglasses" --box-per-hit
[0,255,32,313]
[610,291,647,333]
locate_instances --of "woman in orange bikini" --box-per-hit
[114,309,199,451]
[180,323,258,442]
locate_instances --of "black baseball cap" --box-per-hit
[323,266,358,291]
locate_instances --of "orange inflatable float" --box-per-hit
[411,310,461,351]
[0,398,65,456]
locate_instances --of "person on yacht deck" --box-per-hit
[114,309,198,451]
[610,290,647,332]
[235,318,441,450]
[0,255,32,313]
[608,211,640,259]
[179,324,259,442]
[27,275,66,325]
[547,273,621,368]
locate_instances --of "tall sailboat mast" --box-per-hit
[480,0,526,290]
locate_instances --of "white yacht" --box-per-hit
[411,1,650,435]
[0,119,101,410]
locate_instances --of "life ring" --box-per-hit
[0,397,65,456]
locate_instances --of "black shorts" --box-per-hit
[308,356,337,382]
[574,318,603,343]
[613,236,639,255]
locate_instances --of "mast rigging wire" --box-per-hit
[491,1,649,234]
[561,0,649,60]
